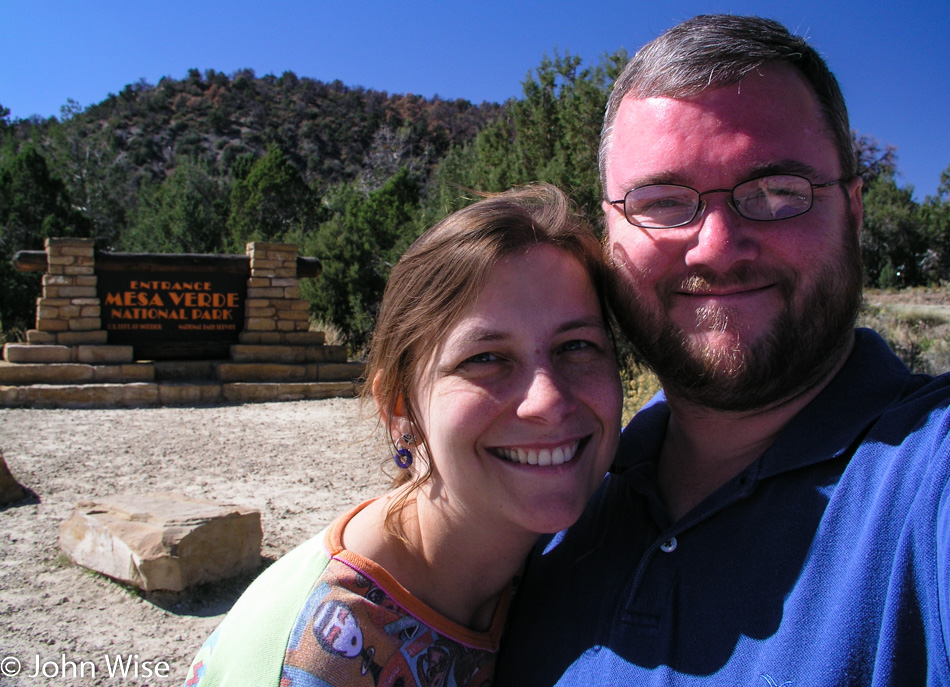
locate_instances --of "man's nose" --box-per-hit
[683,194,760,271]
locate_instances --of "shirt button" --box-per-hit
[660,538,677,553]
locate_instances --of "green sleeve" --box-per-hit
[186,530,331,686]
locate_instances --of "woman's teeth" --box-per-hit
[497,442,580,466]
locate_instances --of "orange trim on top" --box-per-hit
[323,499,511,651]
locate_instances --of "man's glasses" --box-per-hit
[608,174,845,229]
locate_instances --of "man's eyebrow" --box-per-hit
[612,160,826,195]
[746,160,822,178]
[612,171,683,193]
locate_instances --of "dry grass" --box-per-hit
[861,286,950,375]
[309,317,346,346]
[621,359,662,423]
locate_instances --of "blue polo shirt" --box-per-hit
[496,328,950,685]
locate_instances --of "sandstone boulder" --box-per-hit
[0,450,26,505]
[59,492,262,592]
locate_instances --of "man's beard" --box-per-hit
[609,211,863,412]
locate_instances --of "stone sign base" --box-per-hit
[0,344,363,408]
[59,493,262,592]
[0,337,364,408]
[3,238,364,407]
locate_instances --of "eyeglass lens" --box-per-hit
[624,175,814,228]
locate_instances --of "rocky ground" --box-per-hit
[0,398,390,686]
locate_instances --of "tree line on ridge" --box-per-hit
[2,52,948,351]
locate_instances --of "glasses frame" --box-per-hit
[608,174,847,229]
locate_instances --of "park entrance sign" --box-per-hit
[2,238,365,407]
[96,254,249,358]
[11,239,320,360]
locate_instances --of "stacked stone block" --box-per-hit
[29,238,107,346]
[1,239,362,407]
[240,242,316,345]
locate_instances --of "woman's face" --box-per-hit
[410,244,622,536]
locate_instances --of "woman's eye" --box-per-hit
[561,339,598,353]
[462,351,500,364]
[562,340,587,352]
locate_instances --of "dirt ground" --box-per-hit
[0,398,391,686]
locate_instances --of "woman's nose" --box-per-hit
[516,368,576,423]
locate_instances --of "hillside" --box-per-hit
[0,69,509,340]
[13,69,502,189]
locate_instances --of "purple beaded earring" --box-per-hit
[393,433,414,469]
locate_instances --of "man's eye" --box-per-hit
[635,198,690,212]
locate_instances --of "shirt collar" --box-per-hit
[757,327,911,477]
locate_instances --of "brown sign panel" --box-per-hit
[99,272,247,344]
[95,253,250,358]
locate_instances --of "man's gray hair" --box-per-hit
[599,15,855,195]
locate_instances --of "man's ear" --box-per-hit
[846,175,864,238]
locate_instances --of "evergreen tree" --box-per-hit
[918,165,950,283]
[862,174,925,287]
[0,144,91,332]
[307,168,421,349]
[430,50,626,223]
[47,101,134,249]
[226,145,319,251]
[123,156,230,254]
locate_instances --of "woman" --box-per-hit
[185,183,623,686]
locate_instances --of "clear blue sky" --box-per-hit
[2,0,948,199]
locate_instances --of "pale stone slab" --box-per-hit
[283,331,326,346]
[16,383,158,408]
[76,345,134,364]
[246,287,285,299]
[36,318,69,332]
[245,317,278,331]
[299,381,359,400]
[222,381,356,403]
[220,382,283,403]
[0,386,19,405]
[216,362,308,382]
[3,344,72,364]
[25,330,57,345]
[158,383,223,405]
[117,364,156,382]
[56,330,108,345]
[89,365,155,383]
[59,492,262,592]
[237,331,284,345]
[68,317,102,331]
[314,362,366,382]
[0,362,94,385]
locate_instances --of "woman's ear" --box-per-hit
[373,372,410,442]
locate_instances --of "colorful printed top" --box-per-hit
[184,500,510,687]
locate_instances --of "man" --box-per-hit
[495,15,950,686]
